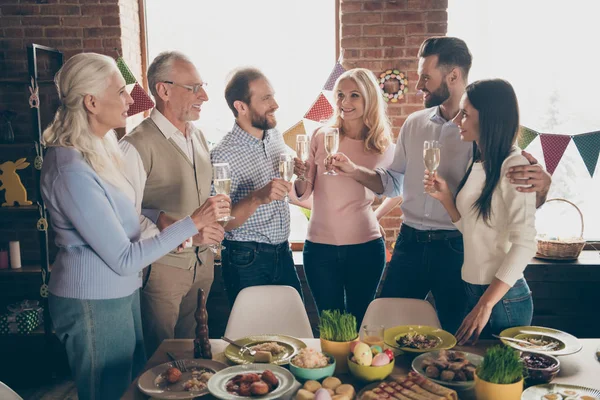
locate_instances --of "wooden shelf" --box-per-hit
[0,265,44,275]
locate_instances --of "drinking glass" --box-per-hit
[323,128,339,175]
[296,134,309,181]
[279,153,294,202]
[423,140,441,193]
[361,325,385,348]
[210,163,235,253]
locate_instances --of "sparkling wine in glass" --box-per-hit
[296,135,309,181]
[423,140,441,193]
[279,153,294,202]
[323,128,339,175]
[210,163,235,253]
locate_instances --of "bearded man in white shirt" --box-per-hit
[120,51,229,356]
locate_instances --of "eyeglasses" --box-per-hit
[162,81,208,94]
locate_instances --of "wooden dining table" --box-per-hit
[123,338,600,400]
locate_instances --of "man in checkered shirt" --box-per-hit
[211,67,303,306]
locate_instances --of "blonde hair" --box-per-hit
[43,53,131,193]
[329,68,392,154]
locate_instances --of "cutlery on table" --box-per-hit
[492,334,558,350]
[222,336,256,356]
[166,351,188,372]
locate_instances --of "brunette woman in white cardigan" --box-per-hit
[425,79,537,345]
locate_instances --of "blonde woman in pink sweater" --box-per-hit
[294,68,395,322]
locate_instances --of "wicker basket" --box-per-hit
[536,198,586,260]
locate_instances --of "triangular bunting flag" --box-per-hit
[127,83,155,116]
[540,134,571,175]
[304,93,334,122]
[283,120,307,150]
[572,131,600,177]
[518,126,539,150]
[322,61,346,91]
[117,57,137,85]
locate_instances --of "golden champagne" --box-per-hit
[423,147,441,172]
[213,178,231,195]
[324,132,339,154]
[279,160,294,182]
[296,141,309,162]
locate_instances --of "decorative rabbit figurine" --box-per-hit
[0,158,32,207]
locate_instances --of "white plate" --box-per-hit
[207,364,297,400]
[521,383,600,399]
[412,350,483,389]
[137,359,227,399]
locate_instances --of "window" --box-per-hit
[146,0,337,242]
[449,0,600,240]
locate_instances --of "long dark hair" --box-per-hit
[456,79,520,224]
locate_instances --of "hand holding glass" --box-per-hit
[295,135,309,181]
[324,128,339,175]
[279,154,294,202]
[210,163,234,253]
[423,140,441,193]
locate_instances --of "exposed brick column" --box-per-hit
[339,0,449,246]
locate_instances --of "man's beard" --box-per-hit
[250,108,276,131]
[424,79,450,108]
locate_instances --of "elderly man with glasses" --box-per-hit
[120,51,229,356]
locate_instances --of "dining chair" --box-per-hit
[360,298,441,330]
[0,381,24,400]
[224,285,314,338]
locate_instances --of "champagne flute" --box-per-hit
[423,140,441,193]
[295,134,309,181]
[279,153,294,202]
[323,128,339,175]
[210,163,235,253]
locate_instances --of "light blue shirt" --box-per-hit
[376,107,473,231]
[41,147,198,299]
[210,123,290,244]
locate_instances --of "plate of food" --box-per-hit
[499,326,582,356]
[207,363,297,400]
[521,383,600,399]
[137,359,227,399]
[358,372,458,400]
[224,334,306,365]
[412,349,483,389]
[384,325,457,353]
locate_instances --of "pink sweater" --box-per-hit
[296,130,395,245]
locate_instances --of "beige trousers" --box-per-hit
[140,259,214,357]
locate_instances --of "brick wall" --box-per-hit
[0,0,143,264]
[339,0,448,247]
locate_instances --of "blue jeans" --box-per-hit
[380,225,466,334]
[464,278,533,337]
[221,240,303,306]
[303,238,386,324]
[49,290,146,400]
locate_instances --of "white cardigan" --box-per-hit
[454,147,537,287]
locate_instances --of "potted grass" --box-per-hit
[318,310,358,374]
[475,345,525,400]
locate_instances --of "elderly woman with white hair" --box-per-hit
[40,53,228,400]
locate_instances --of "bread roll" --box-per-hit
[332,395,351,400]
[335,384,355,398]
[322,377,342,390]
[295,389,315,400]
[303,380,321,393]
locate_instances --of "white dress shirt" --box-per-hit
[120,109,197,239]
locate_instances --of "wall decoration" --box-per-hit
[0,158,32,206]
[379,69,408,103]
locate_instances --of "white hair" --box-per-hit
[147,51,194,98]
[42,52,132,195]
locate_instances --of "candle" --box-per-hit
[9,241,21,269]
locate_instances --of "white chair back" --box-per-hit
[360,298,441,330]
[224,285,314,338]
[0,381,23,400]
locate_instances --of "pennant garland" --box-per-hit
[127,83,155,116]
[518,126,539,150]
[304,93,334,122]
[573,131,600,177]
[539,134,572,176]
[322,62,346,91]
[117,57,137,85]
[282,120,307,150]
